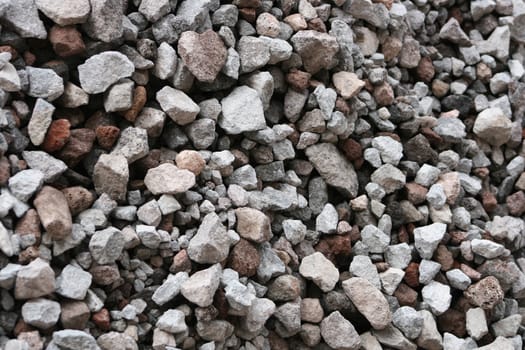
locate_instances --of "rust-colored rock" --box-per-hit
[49,25,86,58]
[0,156,10,186]
[404,262,419,288]
[92,308,111,331]
[176,150,206,176]
[481,191,498,213]
[314,232,351,267]
[95,125,120,150]
[239,7,256,22]
[122,85,147,122]
[394,283,418,307]
[58,128,96,166]
[433,245,454,271]
[15,209,41,243]
[286,69,311,91]
[18,246,39,264]
[228,239,260,277]
[373,0,393,9]
[405,182,428,205]
[417,56,435,83]
[90,264,120,286]
[339,138,362,161]
[62,186,95,216]
[308,17,326,32]
[170,249,192,274]
[374,82,395,106]
[437,309,466,337]
[42,119,71,153]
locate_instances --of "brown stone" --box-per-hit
[90,264,120,286]
[267,275,301,301]
[403,262,419,288]
[228,239,260,277]
[333,71,365,100]
[308,18,326,32]
[58,128,96,166]
[122,85,147,122]
[464,276,504,310]
[239,7,256,22]
[60,301,90,329]
[15,209,41,244]
[176,150,206,176]
[286,69,311,91]
[374,82,395,106]
[481,191,498,213]
[178,30,227,83]
[0,156,10,186]
[14,258,55,299]
[62,186,95,216]
[432,79,449,98]
[92,308,111,331]
[314,233,351,267]
[301,298,324,323]
[460,264,481,282]
[95,125,120,150]
[417,56,435,83]
[0,45,18,59]
[433,245,454,271]
[381,37,402,61]
[372,0,393,9]
[339,138,362,161]
[34,186,72,240]
[437,309,466,337]
[169,249,192,274]
[506,191,525,216]
[405,182,428,205]
[18,246,39,264]
[49,25,85,58]
[476,62,492,82]
[42,119,71,153]
[394,283,418,307]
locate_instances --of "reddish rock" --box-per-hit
[58,128,96,166]
[23,51,36,66]
[239,7,256,22]
[434,245,454,271]
[374,82,395,106]
[339,138,362,161]
[62,186,95,216]
[405,182,428,205]
[235,0,261,8]
[506,191,525,216]
[308,18,326,32]
[176,150,206,175]
[15,209,41,243]
[95,125,120,150]
[432,79,449,98]
[373,0,393,9]
[314,232,351,267]
[18,246,39,264]
[481,191,498,213]
[437,309,466,337]
[404,262,419,288]
[49,25,86,57]
[381,37,402,61]
[394,283,418,307]
[286,69,311,91]
[122,86,147,122]
[90,264,120,286]
[61,301,90,329]
[42,119,71,153]
[170,249,192,274]
[398,225,410,243]
[460,264,481,282]
[417,56,435,83]
[13,320,33,337]
[0,156,10,186]
[335,97,350,115]
[92,308,111,331]
[464,276,504,310]
[228,239,260,277]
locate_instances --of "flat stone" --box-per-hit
[181,263,222,307]
[290,30,339,74]
[316,203,338,234]
[237,36,270,74]
[22,151,67,183]
[219,86,266,134]
[35,0,90,26]
[103,79,133,113]
[156,86,200,125]
[56,264,92,300]
[320,311,361,350]
[350,255,381,289]
[8,169,44,202]
[343,277,392,330]
[78,51,134,94]
[178,30,227,83]
[15,258,55,299]
[299,252,339,292]
[347,0,390,29]
[187,212,233,264]
[93,154,129,202]
[392,306,424,339]
[89,227,125,264]
[34,186,72,240]
[466,307,488,340]
[421,281,452,315]
[305,143,358,198]
[144,163,196,195]
[28,98,55,146]
[53,330,98,350]
[138,0,170,22]
[26,67,64,101]
[471,239,506,259]
[22,298,61,329]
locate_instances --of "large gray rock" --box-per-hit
[371,164,406,194]
[22,298,61,329]
[82,0,124,43]
[219,86,266,134]
[305,143,358,198]
[56,264,92,300]
[78,52,134,94]
[156,309,188,334]
[110,127,149,164]
[8,169,44,202]
[152,272,189,306]
[414,223,447,259]
[22,151,67,183]
[473,107,512,146]
[89,227,125,264]
[421,281,452,315]
[346,0,390,29]
[35,0,90,26]
[320,311,361,350]
[26,67,64,101]
[53,330,99,350]
[0,0,47,39]
[187,212,234,264]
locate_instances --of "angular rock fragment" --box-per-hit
[33,186,72,240]
[78,52,134,94]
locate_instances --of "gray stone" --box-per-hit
[290,30,339,73]
[350,255,381,289]
[426,184,446,209]
[237,36,270,74]
[136,225,161,249]
[392,306,423,339]
[137,200,162,227]
[78,52,134,94]
[188,212,234,264]
[23,151,67,183]
[0,62,21,91]
[153,42,177,80]
[259,37,293,64]
[15,258,56,299]
[28,98,54,146]
[111,127,149,163]
[103,79,133,112]
[59,82,89,108]
[56,264,92,300]
[379,268,405,295]
[152,272,189,306]
[316,204,338,234]
[299,252,339,292]
[8,169,44,202]
[228,165,258,190]
[421,281,452,315]
[93,154,129,201]
[282,219,306,245]
[257,242,286,283]
[305,143,358,198]
[491,314,521,337]
[385,243,412,269]
[471,239,506,259]
[419,259,442,285]
[156,86,200,126]
[473,107,512,146]
[439,18,471,46]
[82,0,124,43]
[343,277,392,330]
[53,329,99,350]
[138,0,170,22]
[373,324,417,350]
[0,263,22,289]
[415,164,440,187]
[181,263,222,307]
[0,0,47,39]
[372,136,403,165]
[477,336,514,350]
[361,224,390,253]
[320,311,361,350]
[35,0,90,26]
[219,86,266,134]
[414,223,447,259]
[475,25,510,62]
[371,164,406,194]
[225,280,256,313]
[145,163,196,195]
[466,307,488,340]
[21,298,61,329]
[446,269,471,291]
[346,0,390,29]
[156,309,188,334]
[89,227,125,265]
[26,67,64,101]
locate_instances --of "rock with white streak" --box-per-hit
[28,98,54,146]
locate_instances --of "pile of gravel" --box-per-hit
[0,0,524,349]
